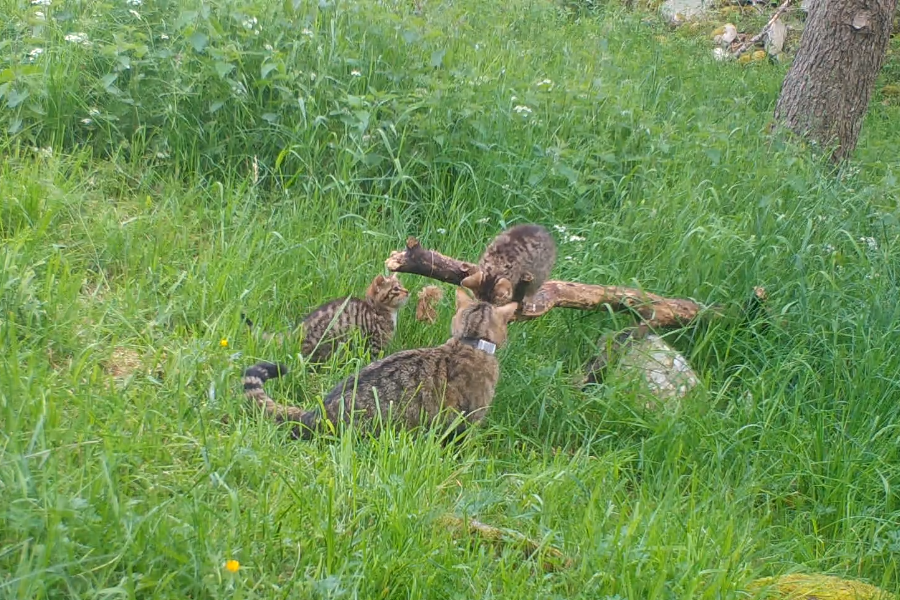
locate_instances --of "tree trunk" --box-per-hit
[773,0,897,162]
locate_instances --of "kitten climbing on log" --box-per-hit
[385,237,732,327]
[460,224,557,308]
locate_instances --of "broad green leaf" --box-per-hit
[430,49,446,68]
[214,62,235,78]
[6,89,29,108]
[188,31,208,52]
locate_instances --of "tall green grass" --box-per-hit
[1,0,899,597]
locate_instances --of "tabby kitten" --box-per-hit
[461,223,557,307]
[246,274,409,363]
[242,287,518,439]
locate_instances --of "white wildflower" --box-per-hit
[823,244,835,254]
[513,105,532,116]
[859,236,878,251]
[351,69,361,77]
[553,224,567,234]
[64,32,90,45]
[127,0,142,5]
[264,43,273,51]
[712,47,728,61]
[309,72,317,81]
[242,16,258,30]
[27,47,44,61]
[537,78,552,87]
[34,10,45,19]
[565,256,574,261]
[510,95,517,102]
[476,217,490,224]
[33,146,53,158]
[88,108,100,116]
[156,151,170,159]
[160,33,169,40]
[81,118,93,125]
[31,0,51,5]
[301,28,313,37]
[437,228,447,234]
[129,9,140,18]
[474,43,480,50]
[566,234,585,242]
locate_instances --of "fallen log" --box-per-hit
[385,237,764,328]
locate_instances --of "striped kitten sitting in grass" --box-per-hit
[242,287,518,439]
[245,274,409,363]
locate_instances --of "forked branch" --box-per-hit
[386,237,753,328]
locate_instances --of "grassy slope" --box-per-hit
[1,0,899,597]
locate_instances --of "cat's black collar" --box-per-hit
[458,337,496,355]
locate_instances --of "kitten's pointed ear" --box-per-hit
[455,286,474,309]
[460,270,483,291]
[374,274,386,285]
[494,302,519,323]
[494,278,512,298]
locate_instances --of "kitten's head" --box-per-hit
[367,274,409,309]
[451,287,518,347]
[461,270,513,305]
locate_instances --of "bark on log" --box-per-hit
[385,237,745,328]
[772,0,897,162]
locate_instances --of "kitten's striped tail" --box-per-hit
[241,361,318,438]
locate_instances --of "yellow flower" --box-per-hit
[224,559,240,573]
[220,338,228,348]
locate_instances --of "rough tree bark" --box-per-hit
[773,0,897,162]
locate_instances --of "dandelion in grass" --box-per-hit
[224,559,240,573]
[220,338,229,348]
